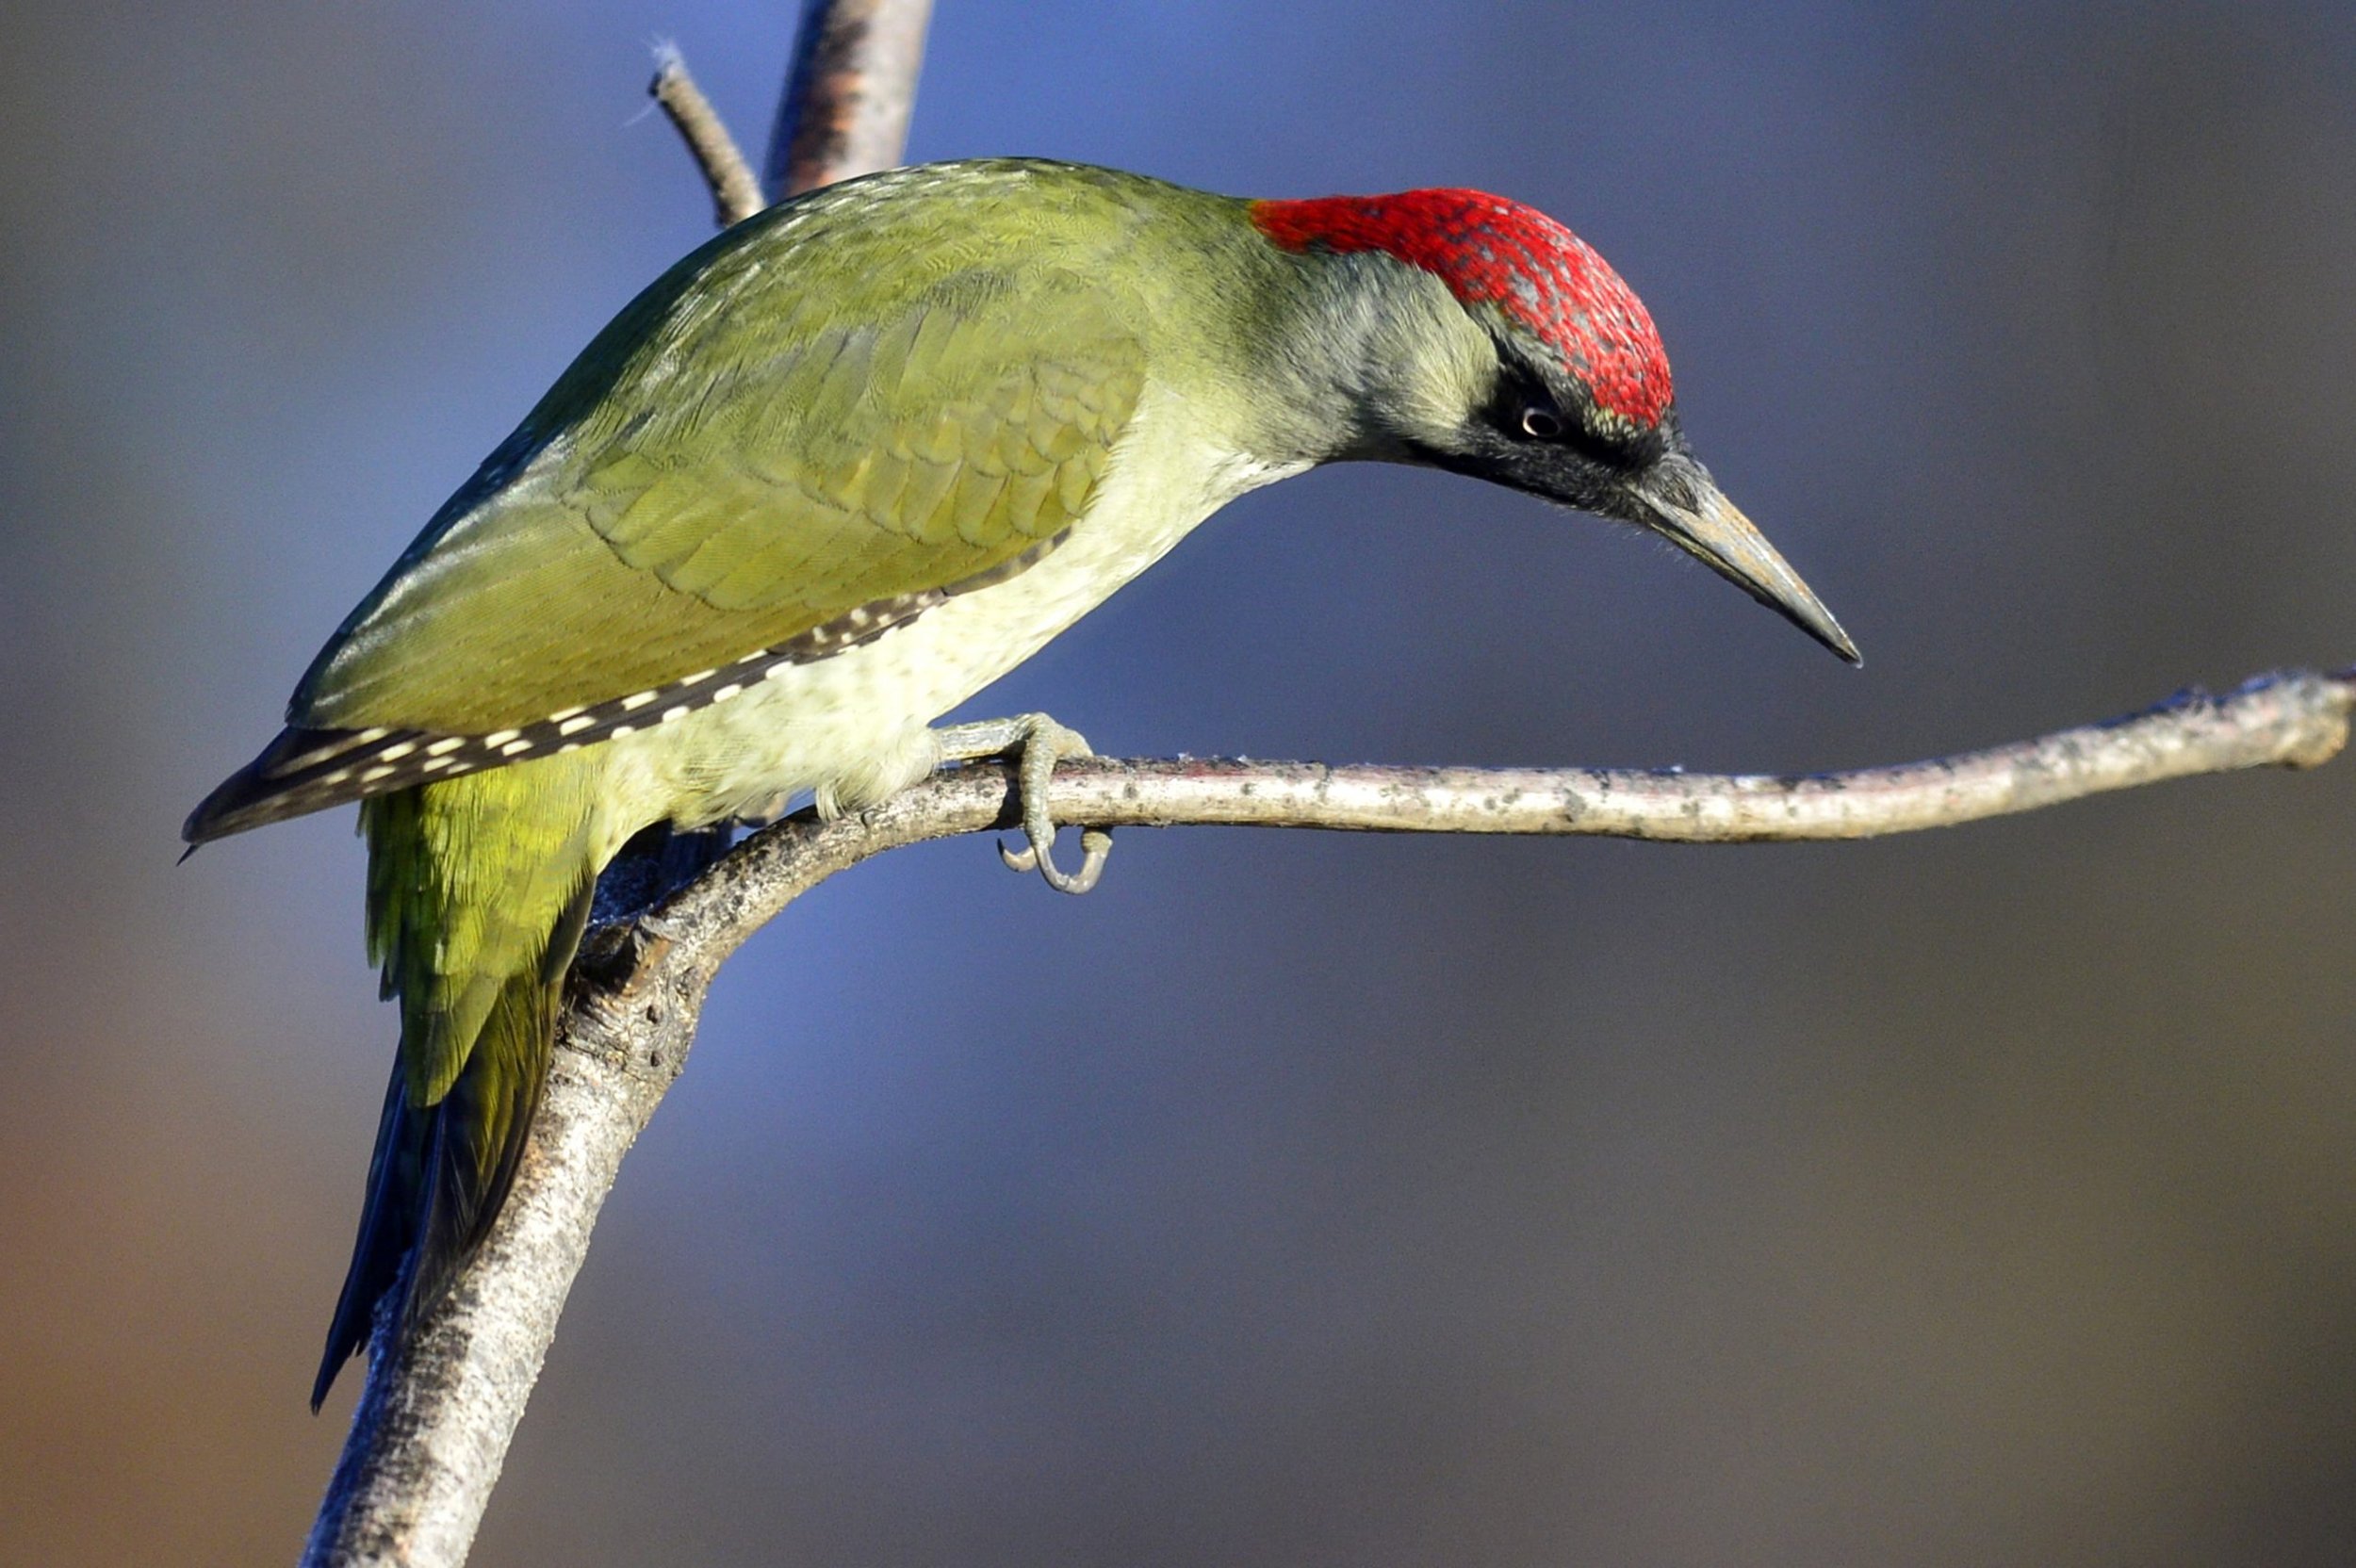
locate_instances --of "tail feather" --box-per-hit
[311,764,606,1408]
[312,1065,415,1411]
[417,877,592,1298]
[310,882,592,1409]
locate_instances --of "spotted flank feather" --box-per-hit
[181,534,1065,845]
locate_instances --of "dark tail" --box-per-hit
[311,881,594,1410]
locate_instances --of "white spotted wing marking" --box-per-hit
[183,532,1068,843]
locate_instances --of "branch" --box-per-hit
[645,667,2356,970]
[304,660,2353,1563]
[767,0,935,199]
[648,43,765,226]
[647,0,932,233]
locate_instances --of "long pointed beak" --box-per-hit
[1638,463,1859,665]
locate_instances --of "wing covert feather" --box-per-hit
[293,255,1146,737]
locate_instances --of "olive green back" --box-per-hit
[293,165,1177,736]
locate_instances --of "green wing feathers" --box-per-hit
[577,309,1129,611]
[184,268,1143,843]
[289,263,1146,743]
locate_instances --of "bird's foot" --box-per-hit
[933,714,1112,895]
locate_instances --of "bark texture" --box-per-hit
[649,44,766,226]
[767,0,934,199]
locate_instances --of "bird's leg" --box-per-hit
[932,714,1113,895]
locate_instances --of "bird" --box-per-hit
[184,158,1856,1408]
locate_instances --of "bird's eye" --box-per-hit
[1519,406,1563,440]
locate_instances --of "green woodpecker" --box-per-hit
[186,159,1855,1406]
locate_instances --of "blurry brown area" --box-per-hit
[3,3,2353,1565]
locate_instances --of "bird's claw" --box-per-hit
[998,825,1111,894]
[934,713,1114,895]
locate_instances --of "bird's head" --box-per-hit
[1252,189,1857,663]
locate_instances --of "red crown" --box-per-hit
[1252,189,1672,428]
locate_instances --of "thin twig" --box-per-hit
[649,43,766,225]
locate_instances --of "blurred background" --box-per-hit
[5,2,2355,1563]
